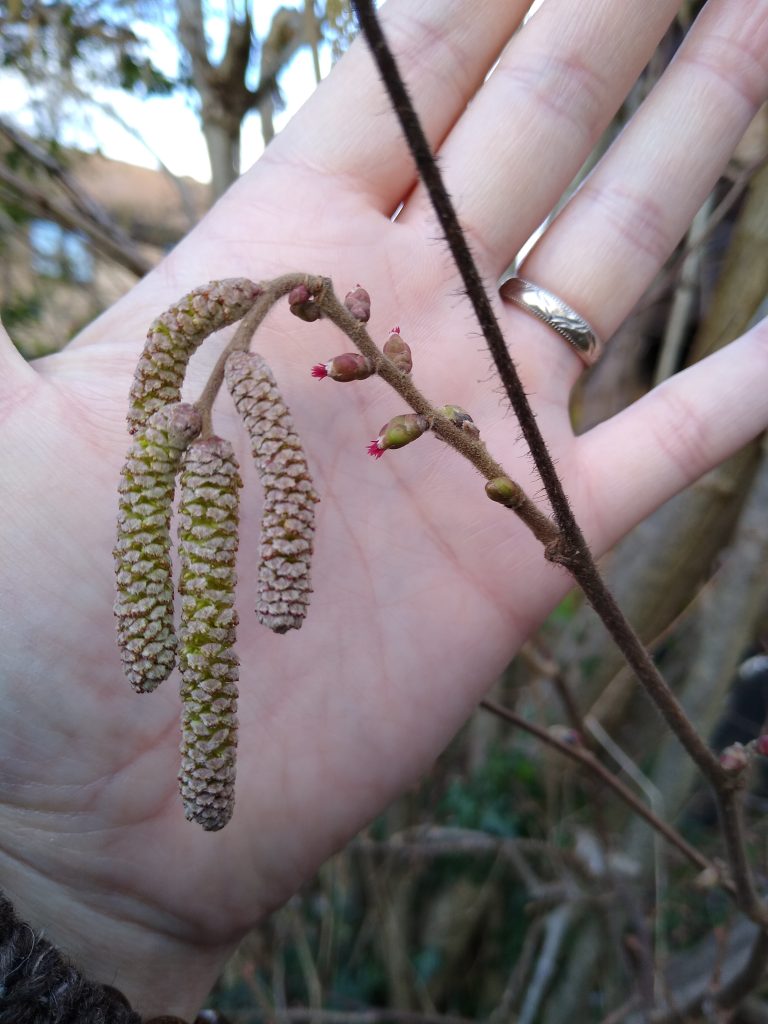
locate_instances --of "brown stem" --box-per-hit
[718,788,767,925]
[558,554,725,784]
[480,698,721,884]
[317,284,558,546]
[349,0,765,930]
[194,272,319,436]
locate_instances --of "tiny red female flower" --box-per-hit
[312,353,375,382]
[367,413,429,458]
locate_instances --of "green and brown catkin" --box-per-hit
[128,278,261,434]
[225,350,318,633]
[114,403,202,693]
[177,436,241,831]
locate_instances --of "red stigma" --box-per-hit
[367,440,385,459]
[311,363,328,379]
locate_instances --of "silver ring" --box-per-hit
[499,276,602,367]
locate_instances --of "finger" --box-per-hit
[575,317,768,554]
[0,317,37,402]
[517,0,768,387]
[265,0,531,212]
[400,0,680,258]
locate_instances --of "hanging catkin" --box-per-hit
[225,350,318,633]
[128,278,261,434]
[177,436,241,831]
[114,403,202,693]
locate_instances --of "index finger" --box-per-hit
[267,0,531,213]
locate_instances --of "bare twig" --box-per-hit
[479,698,719,882]
[0,162,151,277]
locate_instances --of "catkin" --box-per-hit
[128,278,261,434]
[225,351,318,634]
[114,403,202,693]
[177,436,241,831]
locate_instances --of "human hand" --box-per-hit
[0,0,766,1017]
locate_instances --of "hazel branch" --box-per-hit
[316,283,558,546]
[348,0,732,808]
[349,0,767,937]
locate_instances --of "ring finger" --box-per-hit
[400,0,768,394]
[517,0,768,394]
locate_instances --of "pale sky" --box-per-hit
[0,1,546,184]
[0,2,330,183]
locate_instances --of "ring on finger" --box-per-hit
[499,276,603,367]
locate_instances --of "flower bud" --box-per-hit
[289,283,322,322]
[225,351,318,634]
[485,476,521,508]
[312,353,375,382]
[128,278,261,434]
[367,413,429,459]
[177,436,242,831]
[719,743,749,773]
[114,403,202,693]
[383,327,412,373]
[344,285,371,323]
[755,735,768,757]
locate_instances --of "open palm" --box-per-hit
[1,0,766,1018]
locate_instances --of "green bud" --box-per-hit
[485,476,521,508]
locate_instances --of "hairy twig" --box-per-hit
[348,0,768,939]
[348,0,726,784]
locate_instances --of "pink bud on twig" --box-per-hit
[719,743,749,773]
[312,353,375,382]
[344,285,371,323]
[289,283,323,322]
[383,328,412,373]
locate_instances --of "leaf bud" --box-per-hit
[383,327,412,373]
[311,353,375,382]
[438,405,480,437]
[367,413,429,459]
[344,285,371,323]
[485,476,522,508]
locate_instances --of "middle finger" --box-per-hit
[399,0,681,271]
